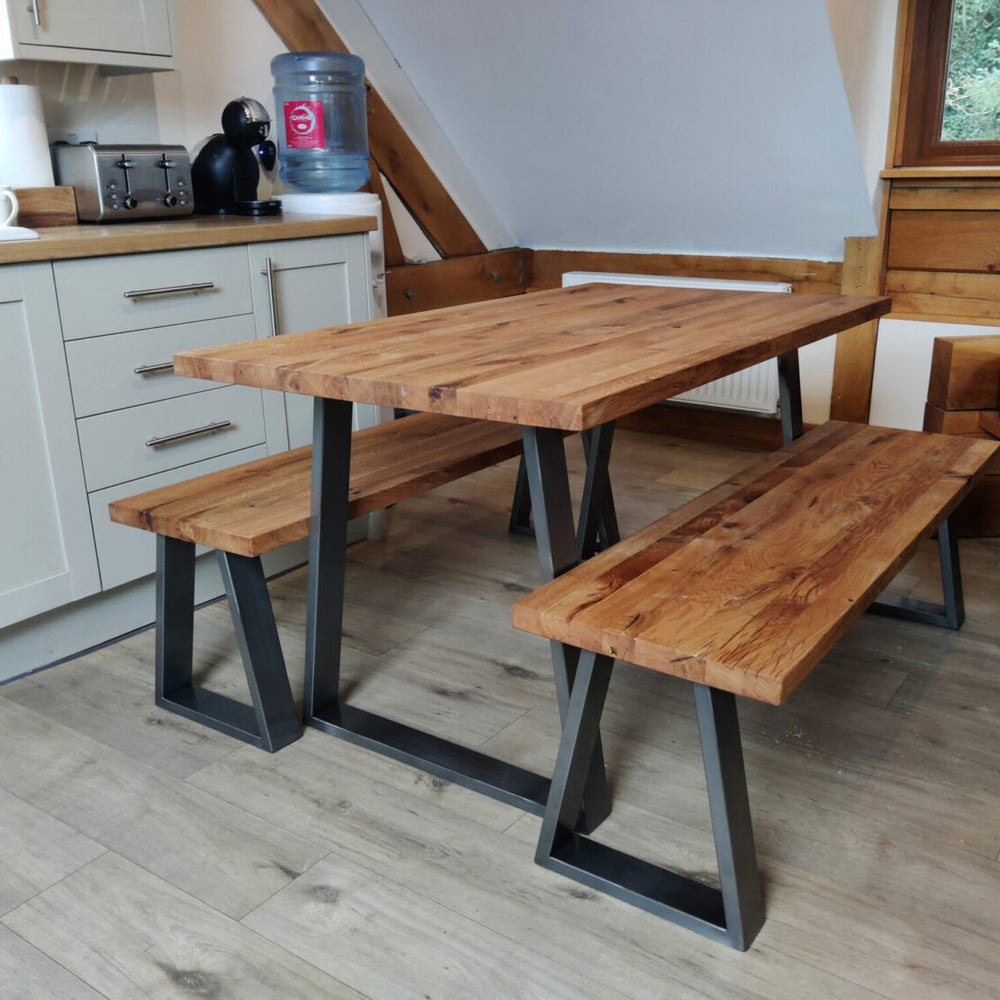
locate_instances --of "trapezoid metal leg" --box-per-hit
[535,657,764,950]
[154,536,300,752]
[523,426,611,833]
[693,684,765,950]
[304,402,555,815]
[868,516,964,629]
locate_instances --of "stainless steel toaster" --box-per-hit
[52,144,194,222]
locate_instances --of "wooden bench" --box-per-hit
[512,420,998,949]
[110,412,524,752]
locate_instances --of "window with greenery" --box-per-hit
[896,0,1000,165]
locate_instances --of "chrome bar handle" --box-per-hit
[134,361,175,375]
[28,0,40,27]
[261,257,279,336]
[145,420,232,448]
[124,281,215,299]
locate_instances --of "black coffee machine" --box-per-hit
[192,98,280,215]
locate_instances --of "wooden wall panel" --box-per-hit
[385,250,532,315]
[889,182,1000,211]
[887,270,1000,325]
[887,210,1000,272]
[530,250,841,294]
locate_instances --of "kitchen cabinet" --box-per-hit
[0,0,174,72]
[0,264,99,629]
[54,245,269,592]
[0,220,374,680]
[248,235,374,450]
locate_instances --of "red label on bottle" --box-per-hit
[283,100,325,149]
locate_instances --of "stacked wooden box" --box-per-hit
[923,335,1000,536]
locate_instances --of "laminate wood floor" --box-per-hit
[1,429,997,1000]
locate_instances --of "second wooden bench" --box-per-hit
[513,420,998,949]
[110,412,525,751]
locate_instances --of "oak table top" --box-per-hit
[173,283,892,431]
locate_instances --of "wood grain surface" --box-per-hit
[109,413,524,557]
[174,284,891,432]
[0,213,376,265]
[513,421,998,705]
[887,209,1000,272]
[927,335,1000,410]
[11,187,78,228]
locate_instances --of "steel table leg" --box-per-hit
[577,422,620,559]
[305,401,554,815]
[522,425,612,833]
[303,397,354,718]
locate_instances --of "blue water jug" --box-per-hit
[271,51,371,193]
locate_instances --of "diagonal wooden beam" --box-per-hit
[365,156,404,267]
[252,0,486,258]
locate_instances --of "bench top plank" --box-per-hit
[109,413,523,558]
[173,284,891,432]
[513,422,998,705]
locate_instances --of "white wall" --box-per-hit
[326,0,875,262]
[825,0,899,209]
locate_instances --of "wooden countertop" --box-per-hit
[0,213,377,265]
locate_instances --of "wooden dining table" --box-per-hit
[173,282,891,835]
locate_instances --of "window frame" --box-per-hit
[895,0,1000,167]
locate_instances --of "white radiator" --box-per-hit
[561,271,792,416]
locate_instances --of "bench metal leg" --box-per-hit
[156,535,196,699]
[777,349,804,445]
[154,537,301,752]
[217,551,300,751]
[868,516,965,629]
[536,652,765,950]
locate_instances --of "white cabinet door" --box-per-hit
[5,0,173,68]
[248,235,373,450]
[0,265,99,629]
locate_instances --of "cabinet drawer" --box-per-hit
[65,314,256,417]
[77,385,266,491]
[55,246,252,340]
[89,445,270,591]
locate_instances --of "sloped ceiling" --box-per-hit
[319,0,875,261]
